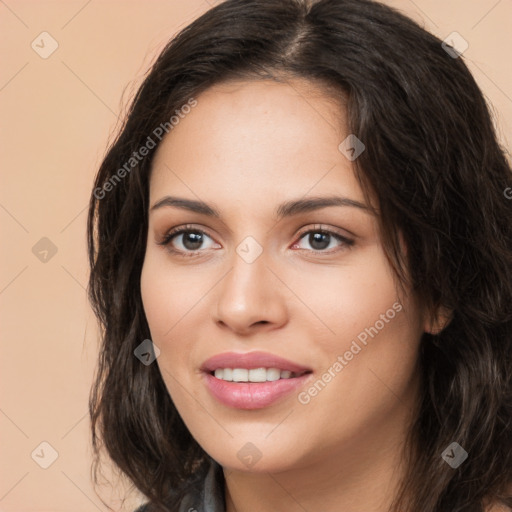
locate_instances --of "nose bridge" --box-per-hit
[214,237,287,332]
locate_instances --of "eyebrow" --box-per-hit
[150,195,374,218]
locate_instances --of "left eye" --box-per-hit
[161,228,218,253]
[293,229,353,252]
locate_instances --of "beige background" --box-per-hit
[1,0,511,510]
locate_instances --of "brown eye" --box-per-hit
[176,231,206,251]
[158,225,220,256]
[293,228,354,253]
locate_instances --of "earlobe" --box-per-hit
[424,306,454,335]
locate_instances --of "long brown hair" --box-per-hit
[87,0,512,510]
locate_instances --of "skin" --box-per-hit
[140,78,440,512]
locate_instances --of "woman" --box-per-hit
[87,0,512,511]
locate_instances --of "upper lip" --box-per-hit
[201,351,312,373]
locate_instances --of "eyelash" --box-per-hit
[157,224,354,257]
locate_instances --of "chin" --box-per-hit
[202,435,309,474]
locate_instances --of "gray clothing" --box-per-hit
[135,458,225,512]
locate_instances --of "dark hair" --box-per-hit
[87,0,512,510]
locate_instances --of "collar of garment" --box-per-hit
[178,457,226,512]
[135,457,226,512]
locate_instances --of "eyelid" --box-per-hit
[157,224,217,248]
[295,223,353,240]
[292,224,354,253]
[156,223,354,255]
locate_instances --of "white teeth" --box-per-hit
[248,368,267,382]
[232,368,249,382]
[212,367,298,382]
[266,368,281,381]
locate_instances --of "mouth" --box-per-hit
[209,367,310,382]
[201,352,313,410]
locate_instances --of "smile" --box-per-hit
[201,351,313,409]
[211,367,308,382]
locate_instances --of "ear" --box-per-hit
[424,305,453,335]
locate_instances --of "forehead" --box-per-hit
[149,79,365,208]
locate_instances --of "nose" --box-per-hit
[214,250,288,336]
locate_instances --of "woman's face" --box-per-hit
[141,79,427,474]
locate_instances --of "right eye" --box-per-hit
[158,225,220,256]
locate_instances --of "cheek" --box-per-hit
[140,253,209,340]
[140,259,191,388]
[293,247,421,418]
[140,265,192,409]
[140,254,214,399]
[293,245,402,340]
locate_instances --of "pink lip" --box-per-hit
[201,351,312,410]
[201,351,311,373]
[203,373,311,409]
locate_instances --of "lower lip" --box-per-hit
[203,372,311,409]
